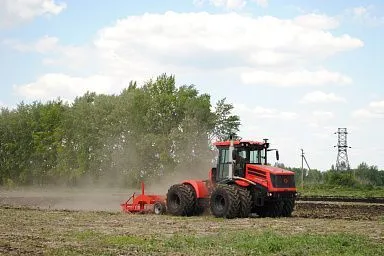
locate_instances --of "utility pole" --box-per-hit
[334,128,351,171]
[301,149,311,189]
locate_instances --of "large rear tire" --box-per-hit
[166,184,195,216]
[236,187,252,218]
[281,198,295,217]
[210,184,240,219]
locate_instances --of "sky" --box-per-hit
[0,0,383,171]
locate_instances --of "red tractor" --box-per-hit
[166,136,297,218]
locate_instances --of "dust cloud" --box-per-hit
[0,136,218,212]
[146,160,214,195]
[0,187,133,212]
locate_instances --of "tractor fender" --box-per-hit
[182,180,209,199]
[234,179,250,187]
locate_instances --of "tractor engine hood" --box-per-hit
[245,164,297,190]
[246,164,295,175]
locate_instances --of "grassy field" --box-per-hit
[0,206,383,256]
[298,185,384,198]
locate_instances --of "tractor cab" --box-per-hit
[211,138,279,183]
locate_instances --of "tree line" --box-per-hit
[0,74,240,188]
[1,73,383,189]
[278,162,384,188]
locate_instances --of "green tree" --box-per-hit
[210,98,240,142]
[0,74,241,188]
[354,162,383,186]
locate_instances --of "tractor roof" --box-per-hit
[214,140,264,147]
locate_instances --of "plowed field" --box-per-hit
[0,191,383,255]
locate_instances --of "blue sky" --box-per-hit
[0,0,383,171]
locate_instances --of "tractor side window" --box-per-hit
[235,149,247,177]
[218,149,229,180]
[238,150,247,159]
[261,149,266,164]
[249,150,266,164]
[250,150,259,164]
[220,149,229,163]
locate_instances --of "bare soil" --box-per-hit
[294,201,384,221]
[0,190,383,255]
[1,189,383,220]
[0,206,383,255]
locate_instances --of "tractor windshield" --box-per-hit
[216,146,267,166]
[248,149,266,164]
[233,147,266,165]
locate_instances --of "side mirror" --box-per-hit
[232,149,238,160]
[276,150,279,161]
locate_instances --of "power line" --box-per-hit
[334,128,351,171]
[301,148,311,189]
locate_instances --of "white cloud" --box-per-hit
[195,0,268,9]
[0,0,66,28]
[353,100,384,119]
[353,109,378,119]
[3,36,97,71]
[353,7,368,17]
[312,111,334,119]
[294,14,339,30]
[212,0,247,9]
[13,73,121,103]
[300,91,347,104]
[194,0,247,9]
[242,69,352,87]
[306,111,335,128]
[234,104,299,120]
[344,5,384,26]
[369,100,384,109]
[4,36,59,53]
[9,11,363,101]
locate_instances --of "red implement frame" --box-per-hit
[120,182,165,213]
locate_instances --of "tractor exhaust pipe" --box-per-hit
[228,134,234,179]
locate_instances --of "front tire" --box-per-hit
[281,198,295,217]
[210,184,240,219]
[257,200,283,218]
